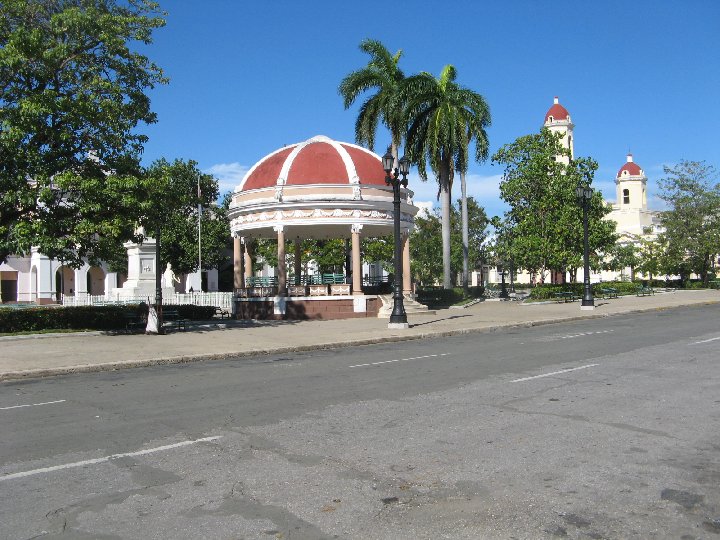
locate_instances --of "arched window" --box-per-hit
[623,189,630,205]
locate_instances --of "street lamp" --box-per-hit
[575,183,594,310]
[498,265,509,299]
[382,148,410,329]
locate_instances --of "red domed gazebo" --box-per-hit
[229,135,419,319]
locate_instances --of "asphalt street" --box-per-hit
[1,304,719,539]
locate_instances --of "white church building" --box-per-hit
[480,96,660,286]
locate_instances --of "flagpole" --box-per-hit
[198,172,202,292]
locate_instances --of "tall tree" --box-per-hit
[657,160,720,285]
[338,39,406,160]
[404,65,491,288]
[493,129,616,283]
[139,159,228,276]
[410,198,489,287]
[0,0,167,264]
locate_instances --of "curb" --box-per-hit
[2,300,717,382]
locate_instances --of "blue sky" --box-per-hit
[139,0,720,218]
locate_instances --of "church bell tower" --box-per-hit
[544,96,574,165]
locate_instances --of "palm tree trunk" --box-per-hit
[461,170,469,294]
[440,162,452,289]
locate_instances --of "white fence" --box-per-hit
[62,292,233,309]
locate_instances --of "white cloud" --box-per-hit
[204,162,250,193]
[414,200,434,217]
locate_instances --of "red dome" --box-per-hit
[239,135,386,192]
[545,96,570,123]
[617,154,643,177]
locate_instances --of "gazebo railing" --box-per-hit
[246,276,278,287]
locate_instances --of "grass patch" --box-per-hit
[0,328,97,337]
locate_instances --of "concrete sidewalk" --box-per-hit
[1,290,718,381]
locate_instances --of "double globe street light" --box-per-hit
[575,182,595,310]
[382,149,410,329]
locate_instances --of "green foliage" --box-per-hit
[252,238,348,276]
[362,236,394,268]
[527,281,640,301]
[168,304,215,320]
[139,158,229,275]
[416,286,484,308]
[404,65,491,186]
[410,211,443,285]
[621,229,663,281]
[404,65,491,289]
[656,161,720,285]
[605,242,639,278]
[0,305,133,332]
[0,0,167,264]
[410,198,490,286]
[338,38,406,153]
[492,129,617,282]
[303,239,346,273]
[0,303,215,333]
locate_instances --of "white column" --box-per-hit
[275,225,286,296]
[74,266,88,296]
[351,224,363,295]
[243,237,253,284]
[233,236,243,290]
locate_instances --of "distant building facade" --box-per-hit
[477,96,660,287]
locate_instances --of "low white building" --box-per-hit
[0,239,218,304]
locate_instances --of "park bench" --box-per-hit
[213,306,230,319]
[162,309,187,331]
[553,291,578,303]
[636,286,655,297]
[246,276,277,287]
[122,312,145,333]
[598,287,618,299]
[322,273,346,284]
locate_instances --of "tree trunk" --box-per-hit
[390,142,399,168]
[461,170,469,295]
[440,161,452,289]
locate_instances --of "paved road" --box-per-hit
[1,305,719,539]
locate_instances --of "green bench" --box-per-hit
[553,291,578,303]
[322,273,345,284]
[246,276,278,287]
[636,286,654,297]
[123,312,145,333]
[598,287,618,299]
[162,309,187,331]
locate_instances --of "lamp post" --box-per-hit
[382,149,410,329]
[575,183,594,310]
[197,172,202,292]
[154,224,165,333]
[499,265,509,299]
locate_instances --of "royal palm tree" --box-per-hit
[405,65,491,289]
[338,39,406,161]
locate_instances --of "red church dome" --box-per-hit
[239,135,386,192]
[545,96,570,123]
[617,154,643,177]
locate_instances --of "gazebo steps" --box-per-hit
[377,294,434,318]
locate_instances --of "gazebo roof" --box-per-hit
[239,135,387,191]
[229,135,418,240]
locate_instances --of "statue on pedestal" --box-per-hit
[163,263,180,288]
